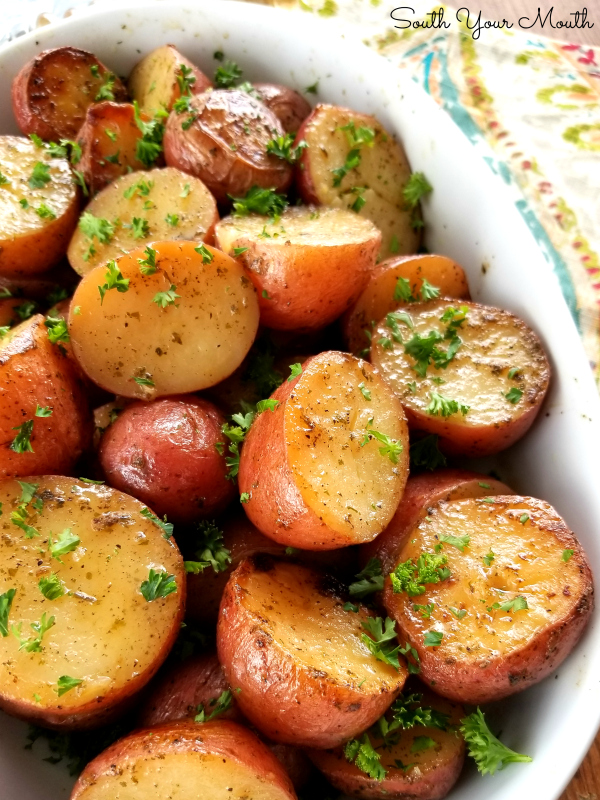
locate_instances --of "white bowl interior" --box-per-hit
[0,2,599,799]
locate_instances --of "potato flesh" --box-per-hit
[242,560,401,691]
[128,45,209,117]
[67,168,218,275]
[285,352,408,539]
[68,241,259,399]
[389,497,587,663]
[0,137,76,238]
[372,299,549,427]
[0,477,183,710]
[78,752,290,800]
[300,105,418,256]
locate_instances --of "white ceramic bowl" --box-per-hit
[0,2,599,798]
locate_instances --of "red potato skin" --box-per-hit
[252,83,312,133]
[218,558,405,749]
[360,469,515,576]
[308,744,464,800]
[0,314,93,480]
[163,90,292,204]
[11,47,128,142]
[383,496,595,705]
[0,298,33,326]
[0,261,79,303]
[99,396,236,524]
[70,720,298,800]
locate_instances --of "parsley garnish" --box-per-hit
[140,507,173,539]
[505,387,523,404]
[403,172,432,208]
[138,245,158,274]
[99,260,129,304]
[15,300,37,321]
[134,375,155,387]
[449,606,467,620]
[483,550,495,567]
[10,420,34,454]
[221,410,255,480]
[28,162,51,189]
[48,529,80,562]
[0,172,10,186]
[0,589,16,636]
[184,521,231,575]
[152,284,180,308]
[461,708,532,775]
[390,552,450,597]
[165,213,179,227]
[129,217,149,239]
[176,63,197,95]
[360,419,403,464]
[232,246,248,256]
[44,316,70,346]
[194,243,213,264]
[488,596,528,614]
[409,434,447,471]
[423,630,443,647]
[12,612,55,653]
[133,102,167,168]
[266,134,307,164]
[39,573,66,600]
[94,71,116,101]
[56,676,83,697]
[349,558,384,598]
[35,203,56,220]
[214,59,243,88]
[140,569,177,601]
[438,532,470,552]
[195,689,233,722]
[79,213,115,261]
[230,186,288,218]
[384,692,449,734]
[287,363,303,382]
[124,179,154,199]
[361,616,402,670]
[519,513,529,525]
[562,549,574,562]
[413,603,435,619]
[426,392,470,417]
[344,735,385,781]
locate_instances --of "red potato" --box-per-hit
[371,299,551,457]
[98,395,236,524]
[383,496,594,704]
[296,104,420,258]
[239,351,409,550]
[0,136,80,276]
[215,206,380,331]
[70,720,298,800]
[0,314,92,479]
[12,47,127,142]
[0,297,35,327]
[128,44,212,116]
[218,557,407,748]
[139,651,240,727]
[163,89,292,203]
[0,477,185,729]
[186,510,358,627]
[343,254,470,355]
[0,260,79,303]
[361,469,515,576]
[75,102,150,195]
[252,83,312,133]
[308,688,465,800]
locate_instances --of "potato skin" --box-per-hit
[163,89,292,203]
[252,83,312,133]
[12,47,127,141]
[361,469,514,576]
[383,496,594,704]
[218,558,406,748]
[98,395,235,524]
[70,720,298,800]
[0,314,92,479]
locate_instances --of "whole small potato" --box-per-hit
[99,396,235,524]
[164,89,292,203]
[252,83,312,133]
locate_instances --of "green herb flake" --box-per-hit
[403,172,432,209]
[98,260,129,304]
[411,735,436,753]
[138,245,158,274]
[390,552,450,597]
[48,529,80,562]
[28,162,51,189]
[140,569,177,602]
[361,616,402,670]
[0,589,16,636]
[39,573,66,600]
[483,550,495,567]
[460,708,532,775]
[140,507,173,539]
[10,420,34,454]
[438,533,470,553]
[423,630,443,647]
[194,689,233,723]
[562,549,574,563]
[349,558,383,598]
[505,387,523,404]
[230,186,288,218]
[152,284,180,309]
[56,676,83,697]
[426,391,470,418]
[194,243,213,264]
[344,734,385,781]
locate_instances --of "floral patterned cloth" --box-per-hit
[3,0,600,385]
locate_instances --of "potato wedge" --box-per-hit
[0,476,185,728]
[12,47,127,142]
[67,167,218,276]
[252,83,312,133]
[216,206,380,330]
[99,395,235,523]
[68,241,259,399]
[70,720,297,800]
[343,254,470,355]
[370,299,551,456]
[0,136,79,276]
[76,102,150,195]
[383,496,594,704]
[361,469,514,577]
[218,557,407,747]
[139,651,240,727]
[296,104,420,257]
[308,687,465,800]
[239,351,409,549]
[128,44,212,116]
[163,89,292,203]
[0,314,92,479]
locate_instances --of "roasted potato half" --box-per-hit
[68,241,259,399]
[128,44,212,116]
[0,136,79,276]
[239,351,409,550]
[99,395,235,523]
[296,104,420,257]
[0,477,185,729]
[370,299,551,456]
[0,314,92,479]
[361,469,514,576]
[163,89,292,203]
[215,206,380,330]
[67,167,218,276]
[70,720,297,800]
[12,46,127,142]
[308,688,465,800]
[218,557,407,748]
[343,254,470,355]
[383,496,594,704]
[252,83,312,133]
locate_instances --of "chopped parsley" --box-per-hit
[460,708,532,775]
[390,552,450,597]
[10,420,34,454]
[0,172,10,186]
[94,70,117,101]
[230,186,288,218]
[99,260,129,304]
[344,734,385,781]
[138,245,158,274]
[426,392,470,418]
[130,217,150,239]
[44,316,70,346]
[266,134,307,163]
[78,213,115,261]
[140,569,177,601]
[152,284,180,308]
[0,589,16,636]
[15,300,37,321]
[124,179,154,199]
[423,630,443,647]
[403,172,432,208]
[38,573,66,600]
[288,363,303,382]
[214,59,243,88]
[165,213,179,227]
[56,676,83,697]
[483,550,495,567]
[194,689,233,722]
[35,203,56,220]
[413,603,435,619]
[519,513,529,525]
[438,533,470,552]
[48,529,80,562]
[360,419,403,463]
[449,606,467,620]
[349,558,384,598]
[184,520,231,575]
[194,243,213,264]
[358,381,372,401]
[134,375,155,388]
[488,596,528,614]
[140,507,173,539]
[12,612,55,653]
[256,398,279,413]
[361,616,403,670]
[562,549,574,562]
[221,410,255,480]
[176,63,197,95]
[28,162,51,189]
[232,246,248,256]
[133,102,167,168]
[505,387,523,404]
